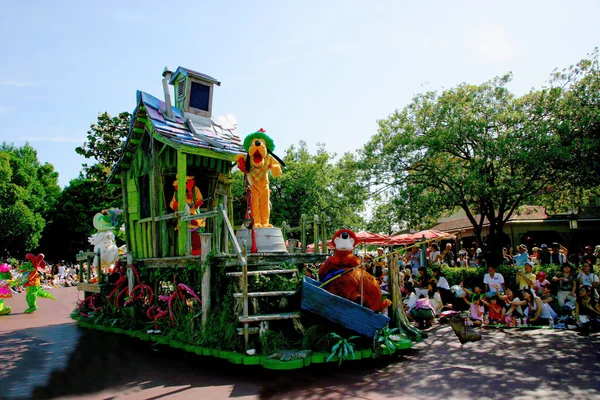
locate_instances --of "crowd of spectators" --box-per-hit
[364,241,600,335]
[0,258,93,294]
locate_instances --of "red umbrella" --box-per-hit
[355,231,391,245]
[408,230,456,241]
[305,241,333,253]
[386,233,415,245]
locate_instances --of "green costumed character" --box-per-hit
[0,263,14,315]
[17,253,56,313]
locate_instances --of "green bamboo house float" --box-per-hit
[74,67,414,369]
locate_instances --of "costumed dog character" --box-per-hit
[170,175,204,256]
[0,263,15,315]
[234,129,282,228]
[318,229,392,313]
[15,253,56,313]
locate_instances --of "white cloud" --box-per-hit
[463,23,519,63]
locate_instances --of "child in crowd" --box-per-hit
[483,295,503,324]
[462,293,484,326]
[533,272,550,295]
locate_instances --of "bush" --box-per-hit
[439,264,565,291]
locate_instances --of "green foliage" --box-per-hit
[301,325,336,351]
[75,111,131,183]
[37,176,121,260]
[360,50,600,261]
[260,330,293,355]
[440,263,566,291]
[374,326,399,356]
[0,143,61,255]
[327,332,359,365]
[233,141,367,236]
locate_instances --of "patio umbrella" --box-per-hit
[385,233,415,246]
[355,231,391,245]
[408,230,456,241]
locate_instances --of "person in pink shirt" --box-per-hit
[462,293,484,326]
[534,271,550,295]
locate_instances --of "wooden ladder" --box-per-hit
[219,204,301,350]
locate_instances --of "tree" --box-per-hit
[37,176,119,261]
[232,142,367,241]
[0,143,61,256]
[360,52,599,266]
[75,111,131,183]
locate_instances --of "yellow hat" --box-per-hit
[173,176,195,186]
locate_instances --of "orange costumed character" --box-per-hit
[234,129,282,228]
[318,229,392,313]
[170,176,205,256]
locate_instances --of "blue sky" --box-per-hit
[1,1,598,188]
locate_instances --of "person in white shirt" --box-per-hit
[578,262,599,289]
[483,266,505,295]
[429,243,441,266]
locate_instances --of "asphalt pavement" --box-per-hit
[1,287,598,400]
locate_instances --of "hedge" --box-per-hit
[435,263,565,291]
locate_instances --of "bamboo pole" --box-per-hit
[200,234,212,331]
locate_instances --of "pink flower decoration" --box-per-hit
[0,263,11,273]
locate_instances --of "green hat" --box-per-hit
[243,128,275,153]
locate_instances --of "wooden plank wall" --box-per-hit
[125,139,233,259]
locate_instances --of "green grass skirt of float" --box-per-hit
[393,337,413,350]
[75,320,410,370]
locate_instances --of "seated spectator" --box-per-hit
[575,285,600,335]
[578,262,599,290]
[540,283,558,319]
[582,246,596,266]
[403,282,418,312]
[522,289,553,325]
[428,282,443,315]
[516,261,536,290]
[499,287,524,318]
[461,292,484,326]
[552,264,577,309]
[482,295,503,324]
[483,266,505,296]
[533,272,550,295]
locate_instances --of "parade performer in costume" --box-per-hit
[234,129,282,228]
[0,263,15,315]
[170,175,204,256]
[318,229,392,313]
[16,253,56,313]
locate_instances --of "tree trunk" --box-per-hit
[484,222,505,268]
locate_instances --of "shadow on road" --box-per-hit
[1,322,599,400]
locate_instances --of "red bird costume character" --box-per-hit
[318,229,392,313]
[170,176,204,256]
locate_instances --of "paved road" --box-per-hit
[1,288,599,400]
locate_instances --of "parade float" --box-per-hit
[73,66,420,370]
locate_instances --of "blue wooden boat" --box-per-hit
[301,276,390,338]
